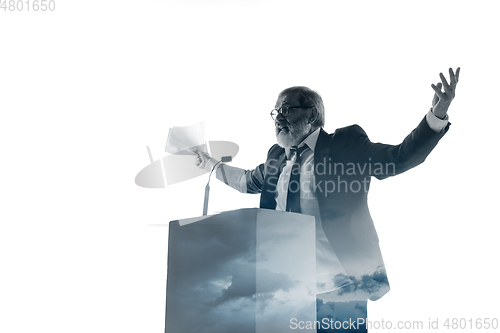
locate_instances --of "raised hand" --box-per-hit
[431,67,460,119]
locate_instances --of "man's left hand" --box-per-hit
[431,67,460,119]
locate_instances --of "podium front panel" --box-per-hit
[165,208,316,333]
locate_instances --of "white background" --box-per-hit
[1,0,499,332]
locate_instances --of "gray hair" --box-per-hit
[279,86,325,128]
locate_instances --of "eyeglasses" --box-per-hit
[270,105,314,120]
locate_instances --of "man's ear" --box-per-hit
[309,107,318,124]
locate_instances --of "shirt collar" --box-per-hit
[300,127,321,152]
[284,127,321,156]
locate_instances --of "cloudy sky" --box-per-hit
[1,1,499,332]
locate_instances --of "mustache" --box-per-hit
[275,119,289,127]
[275,121,290,134]
[275,119,295,131]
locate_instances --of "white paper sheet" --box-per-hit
[165,120,206,155]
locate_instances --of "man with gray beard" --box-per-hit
[194,68,459,332]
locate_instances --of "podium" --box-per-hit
[165,208,317,333]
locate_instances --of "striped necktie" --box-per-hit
[286,145,308,213]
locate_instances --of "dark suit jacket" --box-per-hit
[241,116,449,298]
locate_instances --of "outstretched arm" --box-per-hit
[354,67,461,179]
[193,150,264,194]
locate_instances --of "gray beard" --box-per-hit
[276,120,310,148]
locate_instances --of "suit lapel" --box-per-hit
[314,129,334,208]
[260,147,286,210]
[314,128,331,174]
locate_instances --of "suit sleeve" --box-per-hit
[352,116,450,180]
